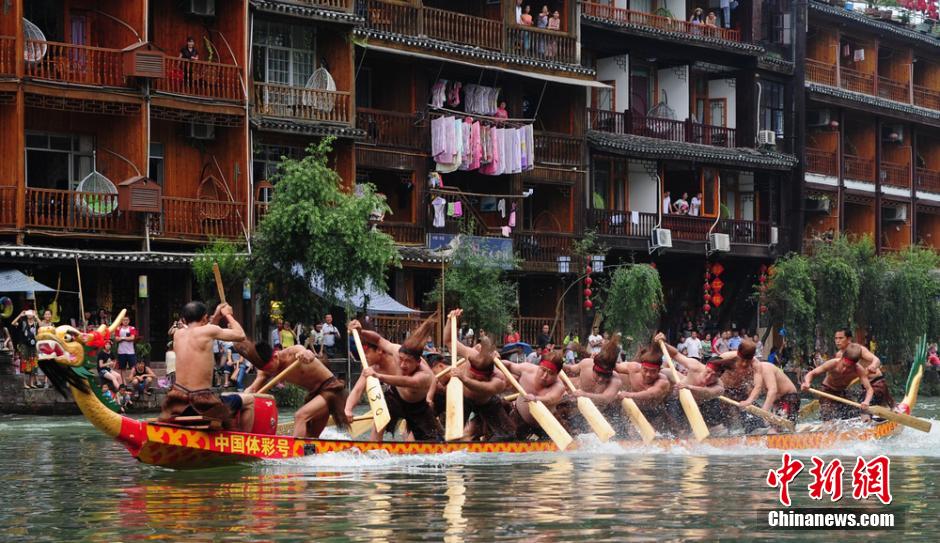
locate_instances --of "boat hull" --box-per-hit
[124,417,903,470]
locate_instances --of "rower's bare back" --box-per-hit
[173,325,217,390]
[823,362,860,391]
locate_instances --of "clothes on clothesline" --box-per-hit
[431,115,535,175]
[432,80,502,116]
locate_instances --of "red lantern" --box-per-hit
[759,275,767,284]
[584,299,593,310]
[585,266,593,275]
[704,272,710,280]
[712,293,725,307]
[710,262,725,276]
[650,263,656,269]
[585,277,593,286]
[704,282,711,291]
[711,278,724,292]
[760,305,768,314]
[704,293,711,302]
[584,288,592,297]
[703,303,711,313]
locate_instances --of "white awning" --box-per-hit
[295,265,417,315]
[359,43,611,89]
[0,270,55,293]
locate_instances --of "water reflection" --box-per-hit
[443,470,467,543]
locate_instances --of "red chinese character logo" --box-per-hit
[767,453,805,506]
[807,456,844,502]
[851,455,892,504]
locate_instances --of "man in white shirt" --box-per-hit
[662,191,671,215]
[515,0,523,23]
[682,331,703,361]
[587,327,603,355]
[320,314,341,358]
[690,192,702,216]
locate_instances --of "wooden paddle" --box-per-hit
[445,318,464,441]
[558,372,616,442]
[257,358,302,395]
[717,395,796,432]
[807,387,932,433]
[659,340,710,441]
[212,262,226,303]
[435,357,466,378]
[351,329,392,434]
[621,397,656,443]
[493,357,573,451]
[799,378,858,420]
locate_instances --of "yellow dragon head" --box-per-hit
[36,310,126,395]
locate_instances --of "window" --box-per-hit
[760,81,785,138]
[709,99,727,128]
[762,0,792,47]
[630,65,653,117]
[149,142,164,185]
[253,143,304,184]
[591,157,628,211]
[592,81,615,111]
[25,132,94,191]
[253,21,316,86]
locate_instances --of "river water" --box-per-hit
[1,401,938,542]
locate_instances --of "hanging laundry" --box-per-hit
[447,81,462,108]
[509,203,517,228]
[432,196,447,228]
[431,80,447,108]
[501,226,511,237]
[854,48,865,62]
[497,198,506,218]
[453,200,463,217]
[524,125,535,170]
[631,211,640,225]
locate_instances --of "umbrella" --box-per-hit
[0,270,55,293]
[500,342,534,356]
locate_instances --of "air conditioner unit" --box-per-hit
[187,122,216,140]
[770,226,779,246]
[805,198,831,213]
[651,227,673,249]
[882,206,908,222]
[185,0,216,17]
[709,233,731,252]
[757,130,777,147]
[882,124,904,143]
[807,109,832,127]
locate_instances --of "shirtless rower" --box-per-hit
[657,336,727,429]
[748,360,801,423]
[615,342,672,433]
[561,334,623,432]
[801,343,874,420]
[244,343,347,438]
[717,339,763,432]
[443,309,514,441]
[833,328,893,408]
[350,315,443,442]
[159,301,253,431]
[343,324,401,435]
[501,350,566,440]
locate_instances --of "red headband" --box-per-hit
[593,363,613,376]
[842,357,858,365]
[539,358,561,373]
[640,360,662,369]
[468,364,494,379]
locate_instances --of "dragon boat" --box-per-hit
[36,318,930,470]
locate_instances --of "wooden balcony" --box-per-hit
[24,188,136,234]
[878,76,910,103]
[880,162,911,189]
[0,186,16,227]
[840,66,875,95]
[161,196,245,240]
[357,108,427,151]
[589,209,770,244]
[844,155,875,182]
[514,231,574,272]
[806,59,837,86]
[254,83,352,125]
[587,108,737,148]
[0,36,14,76]
[376,221,424,245]
[914,85,940,110]
[588,208,656,238]
[805,147,837,176]
[289,0,353,12]
[363,0,577,65]
[581,1,741,42]
[24,40,126,87]
[916,167,940,193]
[534,131,583,167]
[719,219,771,245]
[153,58,243,101]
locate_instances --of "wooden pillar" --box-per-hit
[13,1,24,231]
[137,274,150,345]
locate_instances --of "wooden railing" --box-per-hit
[506,26,577,64]
[0,36,14,76]
[376,221,424,245]
[25,40,125,87]
[162,197,245,240]
[806,59,837,86]
[916,167,940,192]
[255,202,270,226]
[0,186,16,227]
[719,219,771,244]
[880,162,911,189]
[534,131,583,167]
[292,0,353,12]
[371,314,424,345]
[154,58,243,101]
[516,316,563,347]
[662,214,715,240]
[357,108,426,151]
[581,1,741,42]
[878,76,910,103]
[254,83,352,125]
[24,188,134,233]
[805,147,837,176]
[514,231,573,270]
[364,0,419,35]
[840,66,875,95]
[588,208,656,239]
[914,85,940,110]
[844,154,875,182]
[426,6,502,51]
[587,108,736,148]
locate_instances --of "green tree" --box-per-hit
[762,254,816,363]
[248,138,400,325]
[192,239,248,304]
[875,247,940,366]
[603,265,663,357]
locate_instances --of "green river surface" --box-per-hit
[0,400,938,542]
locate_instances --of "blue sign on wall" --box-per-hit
[427,234,514,269]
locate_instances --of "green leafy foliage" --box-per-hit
[763,254,817,361]
[192,239,247,304]
[248,138,400,324]
[603,265,663,357]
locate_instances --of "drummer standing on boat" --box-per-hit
[802,343,875,420]
[159,301,254,431]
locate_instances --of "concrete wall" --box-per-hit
[665,0,686,20]
[594,55,630,110]
[658,66,690,121]
[629,161,659,213]
[708,78,737,129]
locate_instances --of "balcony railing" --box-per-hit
[587,108,736,148]
[255,201,270,226]
[806,59,837,86]
[24,188,135,234]
[25,40,126,87]
[805,147,838,176]
[916,167,940,193]
[581,1,741,42]
[840,66,875,95]
[914,85,940,110]
[719,219,771,244]
[154,58,243,101]
[878,76,910,103]
[357,108,427,151]
[363,0,577,65]
[880,162,911,189]
[534,131,583,167]
[291,0,353,12]
[514,231,574,271]
[376,221,424,245]
[162,196,245,240]
[0,186,15,227]
[588,208,656,238]
[844,155,875,182]
[254,83,352,125]
[589,209,771,244]
[0,36,14,76]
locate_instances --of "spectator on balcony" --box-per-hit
[548,10,561,31]
[537,6,550,28]
[179,36,200,61]
[662,191,672,215]
[520,5,533,26]
[496,101,509,119]
[673,192,690,215]
[515,0,523,24]
[690,8,705,25]
[705,11,718,28]
[690,192,703,217]
[720,0,736,30]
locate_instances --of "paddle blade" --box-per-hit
[577,397,615,442]
[445,378,465,441]
[349,417,374,438]
[798,399,820,420]
[868,405,933,433]
[529,400,573,451]
[621,398,656,443]
[678,389,710,441]
[744,405,796,432]
[365,376,391,433]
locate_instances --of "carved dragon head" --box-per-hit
[37,309,126,396]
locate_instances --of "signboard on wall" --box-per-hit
[427,234,514,270]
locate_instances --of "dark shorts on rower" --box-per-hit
[773,392,801,423]
[117,353,137,369]
[222,394,243,412]
[383,384,443,441]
